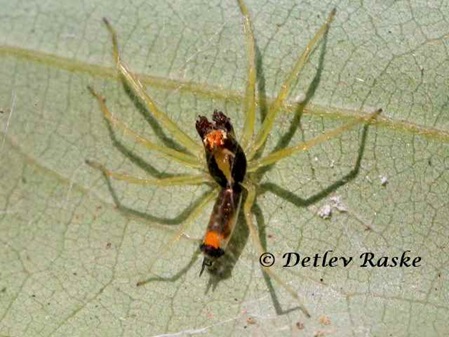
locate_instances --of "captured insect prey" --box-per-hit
[195,111,246,275]
[87,0,381,318]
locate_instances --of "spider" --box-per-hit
[87,0,380,317]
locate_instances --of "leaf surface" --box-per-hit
[1,0,448,336]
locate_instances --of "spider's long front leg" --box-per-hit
[242,182,311,317]
[86,160,210,186]
[248,109,381,172]
[237,0,257,150]
[248,9,336,160]
[103,18,202,155]
[137,187,219,287]
[88,86,201,168]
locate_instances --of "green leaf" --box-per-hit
[1,0,448,336]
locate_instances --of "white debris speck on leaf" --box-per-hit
[380,175,388,186]
[330,195,347,213]
[318,204,332,219]
[318,195,348,220]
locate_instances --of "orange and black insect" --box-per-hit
[195,110,246,275]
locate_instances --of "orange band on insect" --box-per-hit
[203,231,223,250]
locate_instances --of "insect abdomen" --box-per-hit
[200,187,242,258]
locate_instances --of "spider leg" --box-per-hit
[237,0,257,150]
[86,160,210,186]
[248,109,381,172]
[242,182,311,317]
[137,187,219,286]
[103,18,202,155]
[248,9,336,160]
[88,86,201,168]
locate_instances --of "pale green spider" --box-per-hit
[87,0,380,317]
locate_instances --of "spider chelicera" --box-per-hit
[87,0,380,317]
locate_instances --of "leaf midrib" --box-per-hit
[1,45,448,143]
